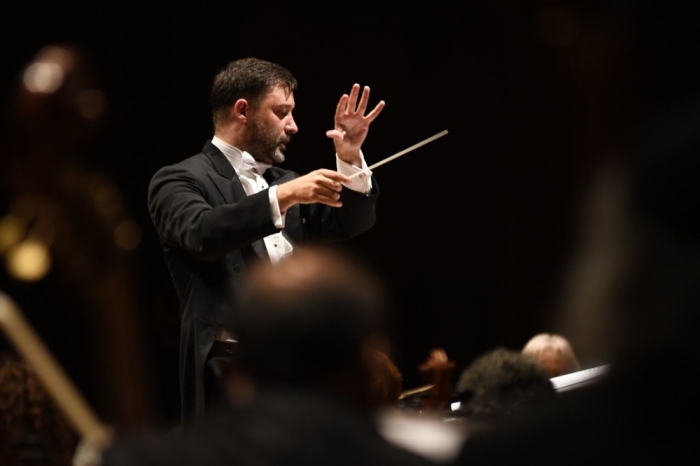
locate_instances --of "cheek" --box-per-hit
[264,116,286,135]
[258,118,282,138]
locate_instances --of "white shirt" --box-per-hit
[211,137,372,263]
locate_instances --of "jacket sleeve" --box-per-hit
[147,162,278,262]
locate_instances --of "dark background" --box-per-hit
[1,1,697,428]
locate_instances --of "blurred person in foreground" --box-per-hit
[454,108,700,466]
[454,4,700,463]
[96,246,436,466]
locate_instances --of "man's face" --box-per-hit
[244,86,298,164]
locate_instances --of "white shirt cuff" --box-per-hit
[268,186,285,228]
[337,152,373,194]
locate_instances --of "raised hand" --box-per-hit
[326,84,385,165]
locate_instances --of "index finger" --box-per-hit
[317,168,352,184]
[346,83,361,114]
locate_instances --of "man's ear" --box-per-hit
[232,99,249,122]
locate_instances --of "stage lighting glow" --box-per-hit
[114,220,141,251]
[6,239,52,282]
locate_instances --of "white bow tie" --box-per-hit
[239,152,270,176]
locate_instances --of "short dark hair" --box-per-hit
[455,347,555,426]
[210,57,298,129]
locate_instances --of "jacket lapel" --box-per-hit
[203,141,269,260]
[203,140,247,204]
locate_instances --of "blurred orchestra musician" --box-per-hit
[521,333,581,377]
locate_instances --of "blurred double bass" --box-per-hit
[0,43,152,462]
[398,348,456,413]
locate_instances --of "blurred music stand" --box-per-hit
[550,364,612,393]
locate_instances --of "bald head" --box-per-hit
[233,246,391,389]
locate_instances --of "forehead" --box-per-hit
[260,86,295,107]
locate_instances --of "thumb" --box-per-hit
[326,129,344,141]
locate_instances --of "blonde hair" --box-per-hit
[522,333,581,377]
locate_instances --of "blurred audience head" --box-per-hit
[521,333,580,377]
[454,347,555,431]
[229,245,394,409]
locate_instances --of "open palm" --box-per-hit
[326,83,385,155]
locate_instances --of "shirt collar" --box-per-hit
[211,136,271,175]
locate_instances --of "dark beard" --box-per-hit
[245,118,289,165]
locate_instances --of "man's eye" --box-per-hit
[276,110,289,118]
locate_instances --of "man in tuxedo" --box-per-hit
[147,57,385,426]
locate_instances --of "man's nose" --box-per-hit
[286,117,298,134]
